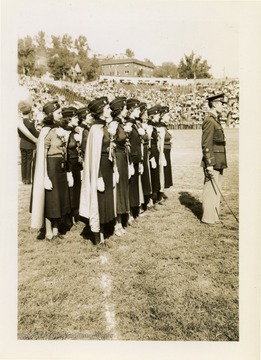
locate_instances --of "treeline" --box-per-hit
[18,31,212,82]
[18,31,100,81]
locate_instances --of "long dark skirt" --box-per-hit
[69,158,82,210]
[45,157,71,219]
[97,154,115,225]
[141,145,151,196]
[116,150,130,214]
[164,149,173,188]
[129,163,140,208]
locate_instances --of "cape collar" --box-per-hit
[79,123,90,130]
[126,118,136,124]
[155,122,166,127]
[114,116,123,124]
[93,119,106,125]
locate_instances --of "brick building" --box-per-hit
[99,58,155,77]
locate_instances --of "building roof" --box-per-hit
[99,58,155,69]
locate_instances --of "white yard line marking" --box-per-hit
[104,303,117,333]
[100,255,108,264]
[99,255,119,339]
[101,273,111,297]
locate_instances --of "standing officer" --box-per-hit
[18,103,39,184]
[201,93,227,225]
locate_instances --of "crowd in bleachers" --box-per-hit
[19,75,239,129]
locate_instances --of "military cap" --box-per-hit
[62,106,77,118]
[147,105,161,116]
[159,106,169,114]
[77,107,90,118]
[139,102,147,112]
[43,101,60,115]
[206,93,225,103]
[98,96,109,104]
[126,98,140,110]
[110,97,127,111]
[88,97,109,114]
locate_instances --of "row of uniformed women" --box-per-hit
[30,96,173,244]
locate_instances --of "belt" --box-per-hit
[214,141,226,146]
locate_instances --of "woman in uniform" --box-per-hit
[146,105,161,210]
[61,107,83,228]
[125,98,143,223]
[109,97,130,236]
[157,106,173,202]
[31,100,71,240]
[79,97,116,244]
[136,102,152,213]
[43,104,72,240]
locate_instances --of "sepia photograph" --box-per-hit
[0,0,260,359]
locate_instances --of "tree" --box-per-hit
[34,31,48,77]
[48,48,74,80]
[18,36,36,75]
[153,62,178,78]
[177,51,212,79]
[17,32,99,81]
[73,36,92,82]
[125,48,135,58]
[86,56,100,81]
[34,31,46,50]
[61,34,73,51]
[51,35,61,50]
[74,35,90,58]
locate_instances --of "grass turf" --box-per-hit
[18,129,239,341]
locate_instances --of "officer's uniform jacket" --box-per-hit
[201,111,227,170]
[18,117,39,150]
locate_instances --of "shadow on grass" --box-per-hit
[178,192,202,220]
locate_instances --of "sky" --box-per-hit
[3,0,250,78]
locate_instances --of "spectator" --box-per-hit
[18,103,39,184]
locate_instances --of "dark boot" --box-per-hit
[162,192,168,200]
[81,223,92,239]
[36,227,46,240]
[92,232,100,245]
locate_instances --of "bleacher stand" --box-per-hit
[18,75,239,129]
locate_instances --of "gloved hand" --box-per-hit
[44,176,53,190]
[206,166,214,178]
[97,177,105,192]
[128,163,135,178]
[150,157,157,169]
[139,163,144,175]
[67,172,74,187]
[138,127,145,136]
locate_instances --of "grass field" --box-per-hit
[17,128,239,341]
